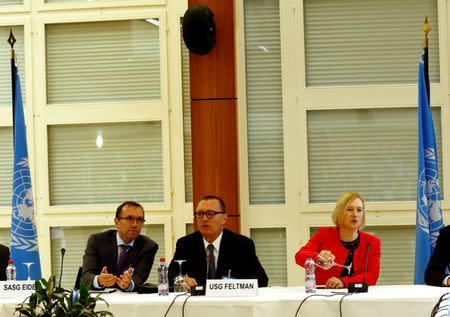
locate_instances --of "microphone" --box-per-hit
[58,248,66,289]
[191,249,210,296]
[74,267,82,289]
[348,243,370,293]
[70,267,83,306]
[363,243,371,285]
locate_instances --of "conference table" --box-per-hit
[0,285,448,316]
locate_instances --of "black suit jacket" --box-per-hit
[168,229,268,287]
[425,225,450,286]
[0,244,9,281]
[81,230,158,289]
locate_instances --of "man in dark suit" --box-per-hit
[81,201,158,291]
[425,225,450,286]
[0,244,9,281]
[168,195,268,287]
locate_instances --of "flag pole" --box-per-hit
[8,31,42,280]
[414,16,444,284]
[423,16,430,101]
[8,29,16,146]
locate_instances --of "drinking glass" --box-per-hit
[23,262,34,281]
[315,255,352,273]
[173,260,187,293]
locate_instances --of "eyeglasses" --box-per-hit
[194,211,225,219]
[117,216,145,224]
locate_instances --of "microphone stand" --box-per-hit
[190,248,209,296]
[58,248,66,290]
[74,267,82,290]
[348,243,370,293]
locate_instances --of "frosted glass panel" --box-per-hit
[244,0,285,205]
[46,0,120,2]
[181,29,192,203]
[251,227,287,286]
[46,20,160,104]
[0,1,22,5]
[48,122,164,205]
[0,228,9,247]
[308,108,442,202]
[0,128,13,206]
[367,226,415,285]
[304,0,439,86]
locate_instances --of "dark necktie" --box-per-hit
[207,244,216,279]
[116,244,131,275]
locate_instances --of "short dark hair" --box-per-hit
[199,195,226,212]
[115,201,144,219]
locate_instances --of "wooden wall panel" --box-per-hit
[191,99,239,232]
[188,0,239,233]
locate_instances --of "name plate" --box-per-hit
[0,280,35,298]
[205,279,258,297]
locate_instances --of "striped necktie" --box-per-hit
[116,244,131,275]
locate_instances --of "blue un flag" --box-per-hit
[10,65,42,280]
[414,50,443,284]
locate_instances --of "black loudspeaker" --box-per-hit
[182,4,216,55]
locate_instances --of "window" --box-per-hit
[307,108,442,202]
[304,0,439,86]
[244,0,285,204]
[366,226,415,285]
[0,228,9,246]
[46,19,160,104]
[0,1,22,5]
[251,227,287,286]
[0,128,13,205]
[48,122,163,205]
[45,0,122,2]
[181,32,192,203]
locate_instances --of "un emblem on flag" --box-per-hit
[417,149,442,247]
[11,158,38,252]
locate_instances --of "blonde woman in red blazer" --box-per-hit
[295,192,381,289]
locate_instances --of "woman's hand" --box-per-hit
[325,277,344,289]
[318,250,336,262]
[316,250,336,269]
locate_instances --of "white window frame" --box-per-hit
[32,8,171,214]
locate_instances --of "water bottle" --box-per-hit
[6,260,16,281]
[304,257,316,293]
[157,257,169,296]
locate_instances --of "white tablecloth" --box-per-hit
[1,285,448,317]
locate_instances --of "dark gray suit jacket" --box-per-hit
[168,229,268,287]
[0,244,9,281]
[81,230,158,289]
[425,225,450,286]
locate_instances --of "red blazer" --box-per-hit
[295,227,381,287]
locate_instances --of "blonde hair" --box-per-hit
[331,192,366,229]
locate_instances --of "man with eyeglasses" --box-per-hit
[168,195,268,288]
[81,201,158,291]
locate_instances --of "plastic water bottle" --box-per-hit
[6,260,16,281]
[157,257,169,296]
[304,257,316,293]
